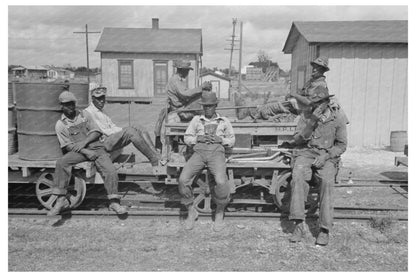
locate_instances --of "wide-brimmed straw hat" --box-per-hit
[198,91,219,105]
[310,56,330,72]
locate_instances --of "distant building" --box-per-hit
[245,67,263,81]
[95,18,203,99]
[283,20,408,147]
[200,71,231,100]
[46,66,75,80]
[11,65,48,79]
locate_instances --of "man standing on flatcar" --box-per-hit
[83,87,162,175]
[48,90,127,216]
[286,86,348,246]
[154,60,212,149]
[178,91,235,232]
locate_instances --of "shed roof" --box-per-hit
[95,27,203,54]
[283,20,408,53]
[200,71,231,81]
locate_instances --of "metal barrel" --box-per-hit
[8,82,17,155]
[15,82,89,160]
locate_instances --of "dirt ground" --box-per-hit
[8,216,407,271]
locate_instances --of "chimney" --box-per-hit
[152,18,159,30]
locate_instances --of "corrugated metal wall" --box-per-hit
[319,43,408,147]
[101,53,199,98]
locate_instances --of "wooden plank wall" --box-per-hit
[319,43,408,147]
[290,35,317,93]
[101,52,199,98]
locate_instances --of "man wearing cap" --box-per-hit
[178,91,235,232]
[49,90,127,216]
[287,86,348,246]
[83,86,162,175]
[288,56,349,123]
[154,60,212,149]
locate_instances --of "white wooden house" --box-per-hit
[282,20,408,147]
[95,18,203,99]
[200,71,231,100]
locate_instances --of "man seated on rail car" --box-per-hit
[284,86,348,246]
[154,60,212,150]
[83,87,162,175]
[178,91,235,232]
[48,90,127,216]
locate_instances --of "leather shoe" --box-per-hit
[109,202,127,214]
[184,205,198,230]
[316,229,329,246]
[289,221,305,242]
[47,196,70,216]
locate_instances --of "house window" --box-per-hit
[118,60,134,89]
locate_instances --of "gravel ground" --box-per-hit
[8,216,407,271]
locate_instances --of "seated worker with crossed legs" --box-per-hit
[83,87,162,175]
[178,91,235,232]
[48,91,127,216]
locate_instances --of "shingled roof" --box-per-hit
[283,20,408,53]
[95,27,203,54]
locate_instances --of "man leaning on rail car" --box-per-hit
[286,86,348,246]
[48,90,127,216]
[178,91,235,232]
[83,87,162,174]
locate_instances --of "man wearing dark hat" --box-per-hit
[178,91,235,232]
[49,90,127,216]
[154,60,212,149]
[83,86,162,175]
[288,86,348,246]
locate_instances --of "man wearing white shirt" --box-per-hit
[83,87,162,174]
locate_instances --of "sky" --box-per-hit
[7,5,408,71]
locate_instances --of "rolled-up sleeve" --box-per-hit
[221,119,235,147]
[184,117,199,146]
[55,121,72,148]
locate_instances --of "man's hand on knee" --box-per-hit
[179,185,193,198]
[312,153,329,169]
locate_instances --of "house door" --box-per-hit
[154,61,168,97]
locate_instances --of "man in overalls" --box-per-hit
[48,91,127,216]
[288,86,348,246]
[83,87,162,174]
[178,91,235,232]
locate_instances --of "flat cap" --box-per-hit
[59,91,77,103]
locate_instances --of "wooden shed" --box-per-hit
[283,20,408,147]
[95,18,203,99]
[200,71,231,100]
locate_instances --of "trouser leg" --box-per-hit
[289,155,314,221]
[104,127,160,166]
[53,152,88,195]
[206,150,230,206]
[178,152,206,206]
[314,161,336,231]
[94,150,119,198]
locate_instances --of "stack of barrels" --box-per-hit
[13,81,89,160]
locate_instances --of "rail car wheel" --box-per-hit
[272,171,292,213]
[36,172,86,210]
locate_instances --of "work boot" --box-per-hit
[47,196,70,216]
[289,220,305,243]
[316,228,329,246]
[184,205,198,230]
[213,204,226,232]
[108,199,127,215]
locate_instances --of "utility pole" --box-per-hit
[226,18,237,77]
[74,24,100,86]
[238,21,243,94]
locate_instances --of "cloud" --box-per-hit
[8,5,407,70]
